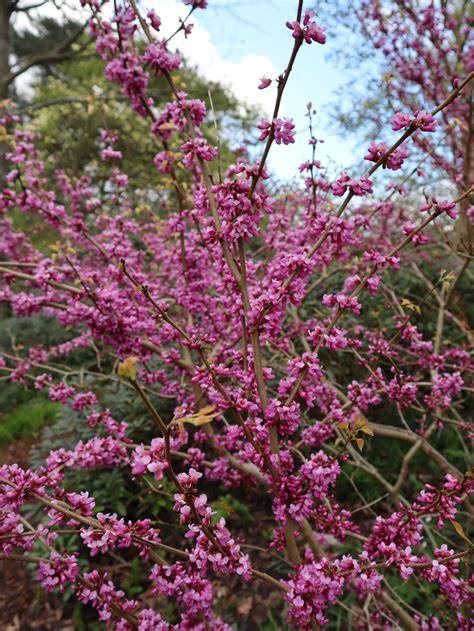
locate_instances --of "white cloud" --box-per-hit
[148,0,277,115]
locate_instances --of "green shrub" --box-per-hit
[0,397,60,446]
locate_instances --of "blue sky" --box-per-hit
[149,0,364,180]
[198,1,356,177]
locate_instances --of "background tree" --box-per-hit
[25,44,259,193]
[321,0,472,251]
[0,1,87,100]
[0,1,87,185]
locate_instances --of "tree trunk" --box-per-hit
[0,0,12,187]
[0,0,11,100]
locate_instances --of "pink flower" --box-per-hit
[48,382,75,404]
[391,112,412,131]
[131,438,168,481]
[67,491,95,516]
[257,119,271,141]
[147,10,161,31]
[403,221,429,245]
[436,199,457,219]
[323,292,362,314]
[153,151,175,174]
[333,173,373,196]
[37,552,79,592]
[413,109,437,132]
[142,43,181,74]
[183,0,208,8]
[71,390,98,412]
[258,76,272,90]
[363,250,400,268]
[420,197,457,219]
[259,118,295,145]
[180,20,194,38]
[286,10,326,45]
[100,148,122,161]
[177,467,202,488]
[274,118,295,145]
[181,138,217,167]
[392,110,437,132]
[364,141,409,170]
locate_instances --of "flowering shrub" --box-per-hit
[0,1,473,629]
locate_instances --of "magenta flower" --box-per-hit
[153,150,175,174]
[259,118,295,144]
[181,138,217,167]
[436,199,457,219]
[333,173,373,196]
[420,197,457,219]
[391,112,412,131]
[257,119,271,141]
[364,141,409,170]
[142,43,181,75]
[413,109,437,131]
[323,292,362,314]
[273,118,296,144]
[392,109,437,132]
[147,10,161,31]
[286,10,326,45]
[258,76,272,89]
[183,0,208,9]
[37,553,79,593]
[131,438,168,481]
[99,148,122,161]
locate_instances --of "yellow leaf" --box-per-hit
[450,520,470,542]
[441,271,455,292]
[354,415,375,436]
[401,298,421,314]
[355,438,365,451]
[199,404,217,415]
[158,122,175,132]
[135,203,151,215]
[173,404,219,428]
[118,356,139,380]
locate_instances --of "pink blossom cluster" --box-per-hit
[0,0,472,628]
[332,173,373,196]
[286,10,326,45]
[258,118,296,145]
[392,110,437,132]
[364,141,409,170]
